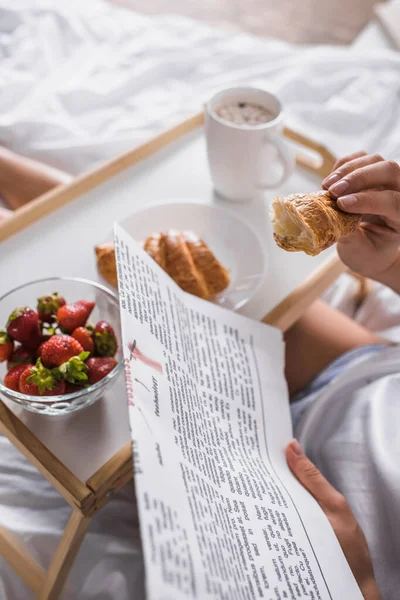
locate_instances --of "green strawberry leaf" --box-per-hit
[42,325,57,335]
[37,293,63,318]
[6,307,27,328]
[27,358,59,394]
[58,355,89,384]
[51,367,63,382]
[0,330,11,345]
[94,331,117,357]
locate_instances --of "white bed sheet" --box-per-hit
[0,1,400,598]
[1,0,400,180]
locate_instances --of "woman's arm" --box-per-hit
[286,441,382,600]
[377,254,400,295]
[0,146,71,209]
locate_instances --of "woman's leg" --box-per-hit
[0,146,72,209]
[284,299,390,397]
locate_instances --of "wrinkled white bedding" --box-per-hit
[0,1,400,598]
[1,0,400,177]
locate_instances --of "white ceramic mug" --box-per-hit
[205,87,295,202]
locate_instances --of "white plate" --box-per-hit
[119,201,266,310]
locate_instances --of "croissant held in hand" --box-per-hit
[95,230,230,299]
[271,191,362,256]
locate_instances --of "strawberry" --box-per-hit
[37,293,66,323]
[19,360,66,396]
[36,335,52,359]
[4,363,33,392]
[65,382,83,394]
[71,327,94,354]
[86,357,117,384]
[40,335,84,368]
[7,346,34,371]
[6,307,41,348]
[93,321,118,357]
[56,353,89,385]
[0,331,14,363]
[57,300,95,333]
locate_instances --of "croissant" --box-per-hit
[95,230,230,299]
[95,243,118,287]
[271,191,361,256]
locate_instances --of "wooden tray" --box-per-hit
[0,113,336,240]
[0,110,344,331]
[0,111,351,598]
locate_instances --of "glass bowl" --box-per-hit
[0,277,123,416]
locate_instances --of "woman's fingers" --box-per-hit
[286,440,346,513]
[328,160,400,199]
[322,154,383,189]
[331,151,367,173]
[336,189,400,227]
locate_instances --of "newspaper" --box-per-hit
[114,223,363,600]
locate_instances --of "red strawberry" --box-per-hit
[71,327,94,354]
[0,331,14,363]
[57,300,95,333]
[36,335,52,359]
[93,321,118,357]
[40,335,84,368]
[6,307,41,348]
[87,357,117,384]
[37,293,66,323]
[4,363,33,392]
[7,346,34,371]
[19,360,66,396]
[65,382,83,394]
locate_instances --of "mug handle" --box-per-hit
[258,133,295,189]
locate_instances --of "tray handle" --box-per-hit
[283,126,336,179]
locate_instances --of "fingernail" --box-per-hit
[338,195,357,209]
[330,179,349,196]
[291,440,303,456]
[323,172,340,187]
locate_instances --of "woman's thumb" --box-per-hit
[286,440,341,511]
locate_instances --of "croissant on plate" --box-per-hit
[95,230,230,299]
[270,191,361,256]
[95,243,118,287]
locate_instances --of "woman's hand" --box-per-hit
[322,152,400,290]
[286,440,381,600]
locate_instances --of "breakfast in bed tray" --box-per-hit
[0,87,359,406]
[0,87,368,600]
